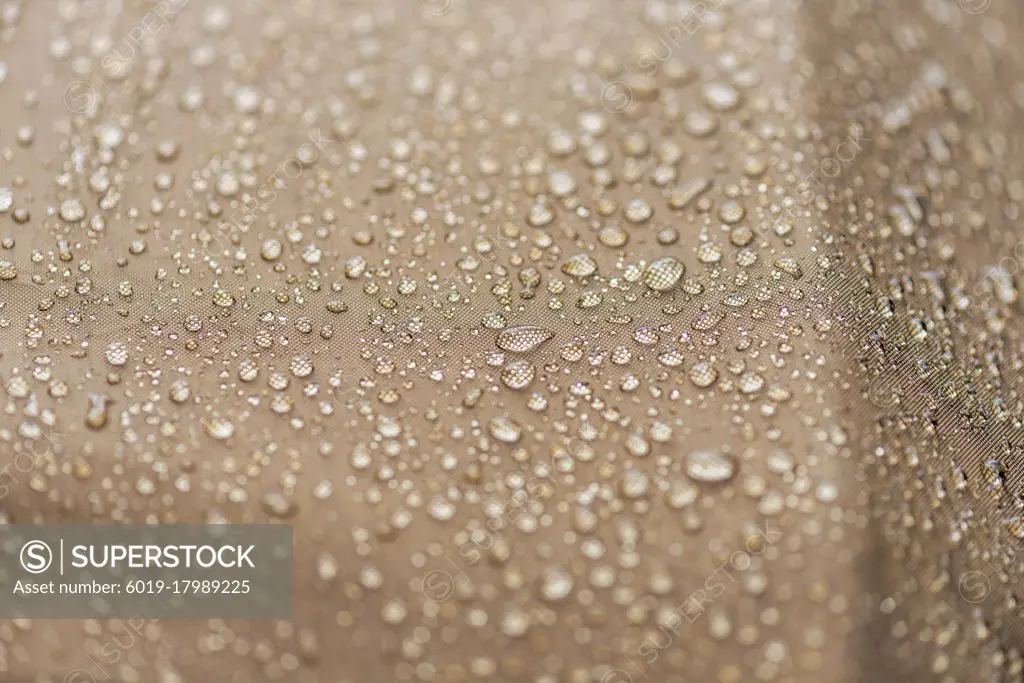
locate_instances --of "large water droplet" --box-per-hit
[685,449,738,483]
[561,253,598,278]
[488,415,523,443]
[643,257,685,292]
[496,325,554,353]
[501,359,536,389]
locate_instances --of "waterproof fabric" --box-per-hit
[0,0,1022,681]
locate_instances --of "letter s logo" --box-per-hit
[20,540,53,574]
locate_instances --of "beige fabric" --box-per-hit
[0,0,1022,681]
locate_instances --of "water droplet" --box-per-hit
[85,393,111,430]
[382,599,408,625]
[204,418,236,440]
[262,492,297,518]
[561,253,598,278]
[488,415,523,443]
[496,325,554,353]
[540,567,574,602]
[665,480,699,508]
[689,361,719,388]
[59,198,86,222]
[619,468,650,499]
[624,199,653,223]
[501,359,536,389]
[703,82,740,111]
[685,449,738,483]
[104,341,129,367]
[501,609,530,638]
[643,257,685,291]
[169,380,191,403]
[428,497,456,521]
[668,177,711,209]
